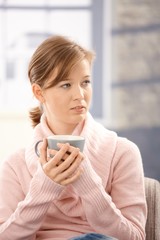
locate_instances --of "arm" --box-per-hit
[72,140,147,240]
[0,156,64,240]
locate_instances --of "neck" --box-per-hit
[47,119,78,135]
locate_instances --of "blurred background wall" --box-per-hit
[0,0,160,180]
[111,0,160,180]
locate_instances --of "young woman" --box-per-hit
[0,35,147,240]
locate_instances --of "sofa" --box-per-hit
[145,177,160,240]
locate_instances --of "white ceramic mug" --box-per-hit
[35,135,85,157]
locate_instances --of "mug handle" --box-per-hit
[35,140,43,157]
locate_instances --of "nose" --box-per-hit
[73,85,84,100]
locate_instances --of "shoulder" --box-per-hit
[111,136,143,174]
[102,130,141,164]
[0,148,26,172]
[116,136,141,157]
[0,148,32,193]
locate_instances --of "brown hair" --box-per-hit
[28,35,95,127]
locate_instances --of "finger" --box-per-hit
[48,149,70,161]
[48,143,70,167]
[60,168,83,185]
[39,138,48,166]
[56,159,64,166]
[56,147,80,174]
[57,143,81,154]
[55,153,83,181]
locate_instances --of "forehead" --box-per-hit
[68,59,91,76]
[45,58,91,88]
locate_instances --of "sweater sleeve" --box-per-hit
[0,156,64,240]
[72,139,147,240]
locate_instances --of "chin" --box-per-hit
[71,114,86,124]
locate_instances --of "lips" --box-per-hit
[71,105,85,110]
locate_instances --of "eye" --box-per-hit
[61,83,71,89]
[82,80,91,86]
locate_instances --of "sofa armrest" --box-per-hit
[145,177,160,240]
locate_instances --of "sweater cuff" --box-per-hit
[72,159,103,196]
[29,164,65,201]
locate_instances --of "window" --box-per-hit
[0,0,112,161]
[0,0,111,123]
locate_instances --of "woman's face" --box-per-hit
[42,59,92,134]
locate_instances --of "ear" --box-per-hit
[32,83,44,103]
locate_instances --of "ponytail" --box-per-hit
[29,105,43,128]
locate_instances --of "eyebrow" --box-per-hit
[64,75,91,81]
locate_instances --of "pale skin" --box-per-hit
[32,59,92,185]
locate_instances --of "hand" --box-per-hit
[39,139,84,185]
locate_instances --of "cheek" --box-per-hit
[86,88,92,101]
[50,98,66,112]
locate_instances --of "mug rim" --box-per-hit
[47,135,85,140]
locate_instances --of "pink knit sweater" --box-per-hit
[0,113,147,240]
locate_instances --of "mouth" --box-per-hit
[71,105,85,110]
